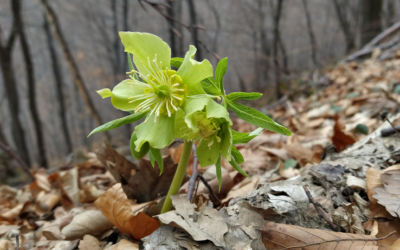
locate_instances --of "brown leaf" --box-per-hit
[373,170,400,218]
[0,239,14,250]
[262,222,379,249]
[94,183,160,240]
[42,213,73,240]
[283,143,314,167]
[78,235,103,250]
[105,239,139,250]
[332,115,356,152]
[96,143,179,203]
[61,209,113,240]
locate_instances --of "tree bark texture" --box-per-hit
[41,0,105,129]
[13,0,48,168]
[0,14,31,166]
[302,0,319,67]
[43,15,73,154]
[360,0,383,46]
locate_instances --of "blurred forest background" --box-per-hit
[0,0,398,173]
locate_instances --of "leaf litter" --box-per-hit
[2,48,400,250]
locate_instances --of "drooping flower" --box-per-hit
[176,96,233,167]
[97,32,213,150]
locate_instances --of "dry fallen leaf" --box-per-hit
[61,209,113,240]
[0,240,14,250]
[373,170,400,218]
[94,183,160,240]
[332,115,356,152]
[157,195,228,248]
[262,222,379,249]
[78,235,103,250]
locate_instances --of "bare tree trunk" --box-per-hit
[257,0,269,91]
[167,0,184,57]
[111,0,120,77]
[333,0,355,53]
[40,0,106,131]
[205,0,221,54]
[360,0,383,46]
[272,0,284,100]
[122,0,129,71]
[43,15,73,154]
[301,0,319,67]
[382,0,394,29]
[0,16,31,166]
[13,0,48,168]
[187,0,202,60]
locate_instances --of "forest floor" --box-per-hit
[1,49,400,250]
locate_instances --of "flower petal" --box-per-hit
[197,138,222,167]
[97,79,144,111]
[119,32,171,77]
[177,46,213,95]
[181,96,210,130]
[205,99,232,125]
[134,113,176,150]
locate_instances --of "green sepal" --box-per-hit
[229,158,249,178]
[216,156,222,192]
[226,92,262,102]
[130,132,149,159]
[127,53,139,80]
[215,58,227,92]
[228,102,292,136]
[170,57,184,68]
[149,147,164,175]
[201,77,221,96]
[231,145,244,164]
[88,112,146,137]
[149,150,155,167]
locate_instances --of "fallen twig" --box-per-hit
[303,186,338,231]
[382,121,400,138]
[198,174,221,206]
[187,143,199,202]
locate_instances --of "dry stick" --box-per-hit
[385,118,400,140]
[187,143,199,201]
[198,174,221,206]
[0,140,34,183]
[381,124,400,137]
[303,186,338,231]
[139,0,220,60]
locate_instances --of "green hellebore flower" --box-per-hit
[176,97,233,167]
[97,32,213,150]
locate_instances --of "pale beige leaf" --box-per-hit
[373,170,400,218]
[78,235,103,250]
[42,214,73,240]
[105,239,139,250]
[94,183,160,240]
[59,167,80,202]
[388,238,400,250]
[223,177,259,202]
[0,239,14,250]
[262,222,379,249]
[61,210,113,240]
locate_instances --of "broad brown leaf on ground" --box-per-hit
[61,209,113,240]
[96,143,179,203]
[283,143,314,166]
[373,170,400,218]
[332,115,356,152]
[94,183,160,240]
[262,222,380,249]
[78,235,103,250]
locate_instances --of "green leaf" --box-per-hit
[150,147,164,175]
[130,132,149,159]
[226,92,262,102]
[215,58,227,92]
[119,32,171,76]
[88,112,146,137]
[127,53,139,80]
[232,128,262,144]
[216,156,222,192]
[231,145,244,164]
[149,150,155,167]
[170,57,184,68]
[201,77,221,96]
[229,158,249,178]
[228,102,292,136]
[283,159,297,170]
[354,124,369,135]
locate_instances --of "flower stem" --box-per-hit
[161,140,193,213]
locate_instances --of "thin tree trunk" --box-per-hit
[273,0,284,100]
[13,0,48,168]
[111,0,120,77]
[187,0,201,60]
[360,0,383,46]
[122,0,129,71]
[301,0,319,67]
[167,0,184,57]
[0,18,31,166]
[40,0,106,131]
[332,0,355,53]
[205,0,221,54]
[43,15,73,154]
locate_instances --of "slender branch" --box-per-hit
[303,186,338,231]
[161,140,193,213]
[198,174,221,206]
[187,143,199,201]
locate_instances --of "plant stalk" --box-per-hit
[161,140,193,213]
